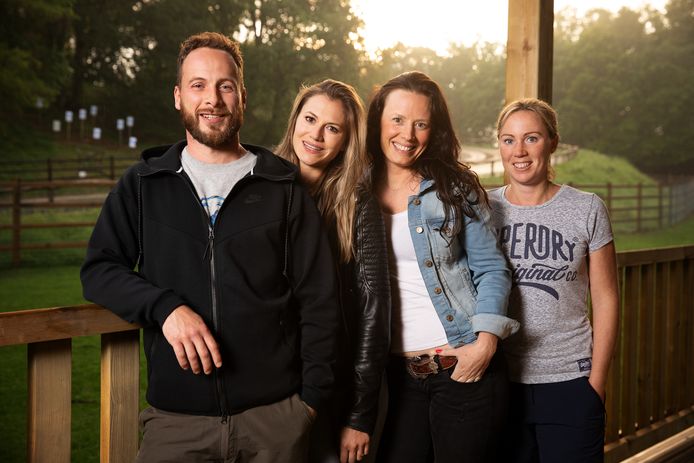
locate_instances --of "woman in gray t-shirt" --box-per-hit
[490,98,619,463]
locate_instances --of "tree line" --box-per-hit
[2,0,692,173]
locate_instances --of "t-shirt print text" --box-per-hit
[498,222,579,300]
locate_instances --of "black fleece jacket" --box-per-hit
[81,141,338,416]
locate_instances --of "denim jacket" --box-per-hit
[407,179,518,346]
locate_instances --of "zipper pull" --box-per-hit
[202,227,214,261]
[221,414,229,424]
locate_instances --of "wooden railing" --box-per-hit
[0,305,140,463]
[604,245,694,462]
[0,245,692,461]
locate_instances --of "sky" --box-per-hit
[350,0,669,56]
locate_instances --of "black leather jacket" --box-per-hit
[335,186,391,435]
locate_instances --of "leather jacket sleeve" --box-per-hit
[344,191,391,434]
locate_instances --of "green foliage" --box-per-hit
[2,0,693,173]
[554,1,694,173]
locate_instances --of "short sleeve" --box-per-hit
[587,194,613,252]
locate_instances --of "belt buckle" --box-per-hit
[406,355,439,379]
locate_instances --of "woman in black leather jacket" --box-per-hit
[276,79,391,463]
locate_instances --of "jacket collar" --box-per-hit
[136,140,297,182]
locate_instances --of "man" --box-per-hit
[81,32,338,462]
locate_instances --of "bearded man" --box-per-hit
[81,31,338,463]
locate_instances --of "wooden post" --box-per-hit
[27,339,72,463]
[505,0,554,104]
[109,156,115,180]
[12,179,21,267]
[658,183,663,229]
[48,158,54,203]
[636,183,643,232]
[101,331,140,463]
[606,182,613,214]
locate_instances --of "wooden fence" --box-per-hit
[0,156,136,182]
[1,179,694,265]
[0,245,692,461]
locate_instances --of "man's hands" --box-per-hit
[340,426,370,463]
[162,305,222,374]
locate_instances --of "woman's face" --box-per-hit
[292,94,347,176]
[498,110,557,188]
[379,89,431,173]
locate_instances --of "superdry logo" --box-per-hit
[577,358,592,372]
[244,194,262,204]
[498,223,576,262]
[511,262,579,299]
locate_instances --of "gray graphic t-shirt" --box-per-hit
[181,147,257,225]
[489,185,613,383]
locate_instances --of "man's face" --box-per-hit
[174,47,246,149]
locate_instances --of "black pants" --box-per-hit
[377,352,509,463]
[501,377,606,463]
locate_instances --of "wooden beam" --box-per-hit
[505,0,554,103]
[0,304,139,347]
[27,339,72,463]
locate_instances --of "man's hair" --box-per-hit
[176,32,244,87]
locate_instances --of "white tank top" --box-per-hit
[384,210,448,353]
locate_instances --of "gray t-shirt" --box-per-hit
[181,147,257,225]
[489,185,613,383]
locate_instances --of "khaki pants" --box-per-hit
[136,393,315,463]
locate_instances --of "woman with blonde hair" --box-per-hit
[490,98,619,462]
[277,79,391,463]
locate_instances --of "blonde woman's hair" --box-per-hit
[496,98,559,183]
[276,79,368,263]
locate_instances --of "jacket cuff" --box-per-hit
[471,313,520,340]
[300,385,325,412]
[151,291,187,327]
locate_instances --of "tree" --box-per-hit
[0,0,73,137]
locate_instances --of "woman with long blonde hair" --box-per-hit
[277,79,391,463]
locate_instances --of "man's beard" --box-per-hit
[179,103,242,149]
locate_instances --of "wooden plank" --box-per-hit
[622,265,641,437]
[0,221,96,230]
[664,261,679,417]
[618,246,694,267]
[27,339,72,463]
[685,257,694,410]
[21,201,104,208]
[604,406,694,463]
[505,0,554,103]
[21,241,89,250]
[637,263,656,431]
[101,331,140,463]
[606,265,626,443]
[671,260,685,412]
[0,305,140,347]
[653,262,669,422]
[619,425,694,462]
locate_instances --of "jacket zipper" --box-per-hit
[207,226,229,423]
[176,172,229,421]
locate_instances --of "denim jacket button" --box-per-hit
[415,226,423,233]
[424,259,433,267]
[413,198,421,206]
[446,314,454,322]
[434,287,442,294]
